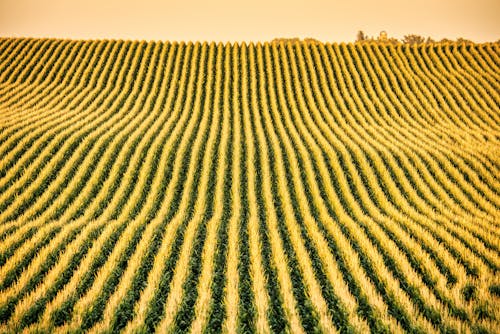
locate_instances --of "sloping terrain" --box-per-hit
[0,38,499,333]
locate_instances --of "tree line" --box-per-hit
[355,30,493,44]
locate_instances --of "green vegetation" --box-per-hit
[0,38,499,333]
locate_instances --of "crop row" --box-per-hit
[0,39,498,333]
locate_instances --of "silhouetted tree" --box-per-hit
[356,30,367,42]
[403,34,425,44]
[456,38,473,44]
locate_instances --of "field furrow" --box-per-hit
[0,39,498,333]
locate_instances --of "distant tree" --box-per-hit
[378,31,388,41]
[356,30,367,42]
[456,38,473,44]
[403,34,425,44]
[352,31,489,45]
[272,38,300,44]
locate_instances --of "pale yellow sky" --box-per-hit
[1,0,499,42]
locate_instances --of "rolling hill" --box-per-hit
[0,38,499,333]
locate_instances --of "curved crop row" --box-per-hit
[0,39,498,333]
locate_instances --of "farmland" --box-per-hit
[0,38,499,333]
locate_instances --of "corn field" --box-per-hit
[0,38,499,333]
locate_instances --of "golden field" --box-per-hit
[0,38,499,333]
